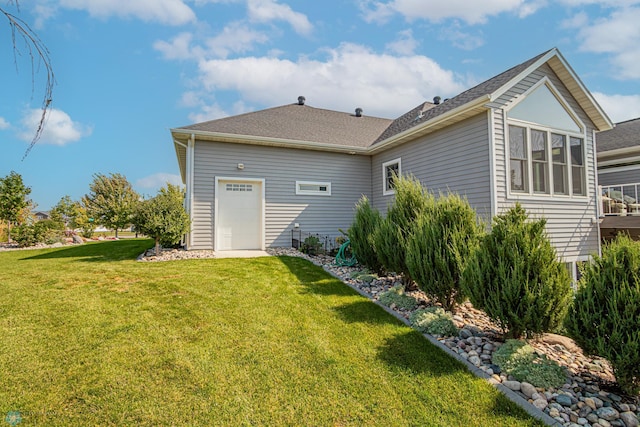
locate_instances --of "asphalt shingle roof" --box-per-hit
[596,117,640,153]
[179,103,392,148]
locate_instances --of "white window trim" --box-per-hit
[506,121,588,200]
[295,180,331,196]
[382,158,402,196]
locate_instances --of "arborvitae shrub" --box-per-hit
[348,196,384,274]
[462,203,572,339]
[565,235,640,396]
[406,193,482,312]
[373,175,434,284]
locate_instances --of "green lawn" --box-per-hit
[0,240,544,426]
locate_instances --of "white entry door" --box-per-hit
[216,179,263,250]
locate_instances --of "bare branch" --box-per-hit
[1,1,55,160]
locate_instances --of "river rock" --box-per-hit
[503,380,521,391]
[596,407,620,421]
[520,382,536,399]
[620,412,639,427]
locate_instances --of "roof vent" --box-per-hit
[297,96,306,105]
[433,96,441,105]
[355,107,363,117]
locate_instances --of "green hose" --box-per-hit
[335,239,357,267]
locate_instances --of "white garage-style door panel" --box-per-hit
[216,179,264,250]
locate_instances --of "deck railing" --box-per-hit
[600,183,640,216]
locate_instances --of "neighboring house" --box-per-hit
[171,48,612,279]
[595,118,640,239]
[34,211,50,221]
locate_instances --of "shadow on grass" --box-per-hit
[276,255,356,297]
[377,330,467,376]
[20,239,154,263]
[333,300,402,325]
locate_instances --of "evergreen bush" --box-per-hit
[373,175,434,284]
[407,193,482,312]
[462,203,572,338]
[347,196,384,273]
[565,235,640,395]
[409,307,458,336]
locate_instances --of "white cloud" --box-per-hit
[385,29,418,55]
[195,43,466,118]
[247,0,313,35]
[0,117,10,130]
[136,173,183,189]
[573,7,640,79]
[41,0,196,26]
[154,32,202,60]
[361,0,537,24]
[439,22,485,50]
[19,108,92,146]
[205,22,269,58]
[593,92,640,123]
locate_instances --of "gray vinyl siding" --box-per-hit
[598,168,640,187]
[191,141,371,249]
[491,63,599,260]
[370,113,492,219]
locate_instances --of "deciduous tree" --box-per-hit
[0,171,31,242]
[82,173,140,238]
[133,184,190,255]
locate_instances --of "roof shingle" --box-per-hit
[596,117,640,153]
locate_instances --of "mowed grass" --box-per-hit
[0,240,544,426]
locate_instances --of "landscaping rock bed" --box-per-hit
[267,247,640,427]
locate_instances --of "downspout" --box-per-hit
[185,134,195,249]
[593,129,601,256]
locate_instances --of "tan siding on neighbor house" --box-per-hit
[491,63,600,260]
[191,141,371,249]
[370,113,492,220]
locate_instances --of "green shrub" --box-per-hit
[492,339,566,389]
[409,307,458,336]
[301,235,323,255]
[378,285,418,310]
[407,193,482,313]
[348,196,384,274]
[462,204,572,339]
[373,175,434,284]
[12,220,63,247]
[565,235,640,395]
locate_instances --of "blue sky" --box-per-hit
[1,0,640,210]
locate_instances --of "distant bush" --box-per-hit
[300,235,323,256]
[378,285,418,310]
[409,307,458,336]
[407,193,482,312]
[565,235,640,396]
[348,196,384,274]
[373,175,434,285]
[12,220,63,247]
[462,204,572,339]
[492,339,566,389]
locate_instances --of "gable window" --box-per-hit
[296,181,331,196]
[382,158,401,195]
[508,124,586,197]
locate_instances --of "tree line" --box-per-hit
[0,171,190,254]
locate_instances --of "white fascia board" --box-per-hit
[170,128,368,155]
[598,147,640,162]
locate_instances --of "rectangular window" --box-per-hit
[508,125,586,197]
[382,158,401,195]
[509,125,528,193]
[531,129,548,194]
[226,183,253,192]
[570,137,585,196]
[295,181,331,196]
[552,133,567,195]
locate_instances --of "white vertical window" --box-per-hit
[570,137,585,196]
[552,133,568,195]
[382,158,401,195]
[509,125,528,193]
[531,129,548,194]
